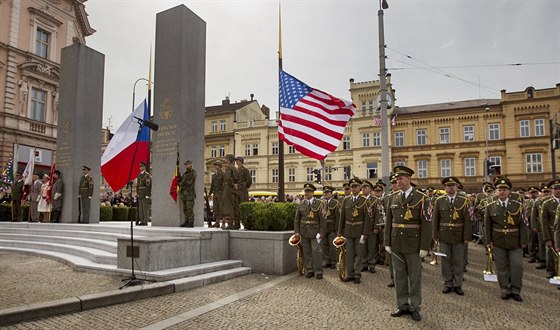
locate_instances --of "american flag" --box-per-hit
[278,70,356,161]
[373,116,382,126]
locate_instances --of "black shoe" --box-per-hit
[387,281,395,288]
[354,277,361,284]
[411,311,421,322]
[305,272,314,278]
[536,264,546,269]
[390,309,409,317]
[361,266,368,272]
[546,274,554,279]
[342,277,354,282]
[442,287,452,294]
[180,222,187,227]
[316,274,323,279]
[511,294,523,302]
[454,287,464,296]
[369,267,376,273]
[501,293,510,300]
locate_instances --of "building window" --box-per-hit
[343,165,352,180]
[343,136,351,150]
[219,145,225,157]
[288,145,295,154]
[439,127,450,144]
[288,168,296,182]
[463,125,474,142]
[307,167,314,182]
[219,120,226,132]
[324,167,333,181]
[440,159,451,177]
[488,123,500,140]
[362,133,370,147]
[250,169,256,184]
[464,158,476,177]
[394,131,404,147]
[271,141,278,155]
[373,132,380,146]
[534,119,545,137]
[395,161,406,167]
[252,144,259,156]
[525,153,543,173]
[416,129,427,145]
[272,168,279,183]
[368,100,374,112]
[244,144,251,157]
[30,88,46,122]
[417,160,428,178]
[35,28,49,58]
[210,146,217,158]
[520,120,530,138]
[211,121,218,133]
[366,162,378,179]
[361,102,366,113]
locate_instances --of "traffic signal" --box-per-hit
[313,169,321,184]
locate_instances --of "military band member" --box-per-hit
[362,180,380,273]
[540,179,560,279]
[373,180,387,265]
[534,184,551,270]
[338,178,373,284]
[294,183,326,279]
[475,183,495,244]
[234,156,251,230]
[136,162,151,226]
[209,160,224,228]
[484,177,527,301]
[526,186,541,263]
[179,160,196,227]
[432,176,471,296]
[385,174,399,288]
[79,166,94,223]
[321,185,340,269]
[221,154,239,229]
[342,182,351,197]
[384,166,431,322]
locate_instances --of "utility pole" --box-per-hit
[378,0,390,188]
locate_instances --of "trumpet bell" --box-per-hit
[333,236,346,248]
[289,234,301,246]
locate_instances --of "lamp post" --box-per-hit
[132,78,149,113]
[378,0,390,187]
[484,107,490,182]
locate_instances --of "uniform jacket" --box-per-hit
[210,169,224,216]
[322,197,340,234]
[294,198,326,238]
[554,204,560,249]
[384,188,432,254]
[221,163,239,217]
[30,179,42,202]
[136,171,152,198]
[11,179,24,200]
[432,194,472,244]
[51,179,63,210]
[237,164,251,203]
[79,175,94,198]
[337,194,373,238]
[484,195,528,249]
[540,196,559,242]
[364,195,382,233]
[179,168,197,201]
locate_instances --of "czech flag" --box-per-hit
[101,100,150,192]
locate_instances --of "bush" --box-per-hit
[112,207,128,221]
[241,202,297,231]
[100,206,113,221]
[240,202,257,230]
[0,204,10,221]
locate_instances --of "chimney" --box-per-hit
[261,104,270,118]
[222,96,230,106]
[250,93,254,101]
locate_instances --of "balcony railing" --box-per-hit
[29,122,46,134]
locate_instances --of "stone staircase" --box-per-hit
[0,222,251,283]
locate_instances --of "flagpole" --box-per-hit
[378,0,391,187]
[147,46,153,171]
[277,1,286,202]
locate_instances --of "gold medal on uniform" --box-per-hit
[453,209,459,220]
[506,213,514,225]
[308,211,314,218]
[404,207,413,220]
[352,207,358,217]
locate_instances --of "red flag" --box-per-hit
[46,162,55,204]
[169,147,180,202]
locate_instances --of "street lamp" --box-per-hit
[378,0,390,188]
[132,78,149,113]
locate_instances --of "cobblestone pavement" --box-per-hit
[2,244,559,329]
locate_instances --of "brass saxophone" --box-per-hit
[289,234,305,276]
[430,239,440,265]
[333,236,347,281]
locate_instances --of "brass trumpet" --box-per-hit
[430,239,440,265]
[550,247,560,280]
[483,247,495,275]
[289,234,305,276]
[333,236,347,281]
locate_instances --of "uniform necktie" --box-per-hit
[502,201,506,208]
[402,192,406,200]
[450,197,454,205]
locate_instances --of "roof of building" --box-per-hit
[393,98,501,115]
[205,99,254,115]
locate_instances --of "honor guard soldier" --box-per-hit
[526,186,541,263]
[221,154,239,229]
[385,174,399,287]
[338,178,373,284]
[136,162,151,226]
[321,185,340,269]
[209,160,224,228]
[79,166,94,223]
[384,166,431,322]
[294,183,326,279]
[179,160,197,227]
[362,180,381,273]
[484,177,527,301]
[432,176,471,296]
[540,179,560,279]
[234,156,251,230]
[373,180,387,265]
[534,184,552,270]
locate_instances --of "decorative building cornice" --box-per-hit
[28,7,63,26]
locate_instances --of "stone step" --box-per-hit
[0,233,117,253]
[0,227,128,243]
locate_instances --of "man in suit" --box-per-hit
[338,178,373,284]
[321,185,340,269]
[432,176,471,296]
[179,160,197,227]
[294,183,326,279]
[29,174,42,222]
[51,170,63,223]
[79,166,94,223]
[11,172,24,222]
[136,162,151,226]
[485,177,527,301]
[384,166,431,322]
[541,179,560,279]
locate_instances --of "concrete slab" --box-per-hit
[0,297,81,326]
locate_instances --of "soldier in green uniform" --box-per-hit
[540,179,560,279]
[337,178,373,284]
[136,162,151,226]
[432,176,471,296]
[11,172,24,222]
[372,181,387,265]
[534,184,551,270]
[294,183,326,279]
[385,174,399,288]
[475,183,495,244]
[79,166,94,223]
[179,160,196,227]
[362,179,381,273]
[209,160,224,228]
[234,156,251,230]
[321,185,340,269]
[384,166,431,322]
[221,154,239,229]
[526,186,541,263]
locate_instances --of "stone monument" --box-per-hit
[152,5,206,227]
[56,44,104,223]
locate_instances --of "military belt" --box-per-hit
[302,221,318,225]
[441,223,463,227]
[326,220,335,223]
[493,228,519,233]
[345,221,364,226]
[392,223,420,229]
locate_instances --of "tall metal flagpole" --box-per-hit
[277,2,285,202]
[147,46,153,170]
[378,0,390,187]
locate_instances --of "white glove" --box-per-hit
[385,246,392,254]
[88,196,92,199]
[54,193,61,200]
[316,233,322,244]
[419,250,429,258]
[146,196,150,199]
[359,235,366,244]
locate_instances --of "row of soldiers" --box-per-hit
[293,165,559,322]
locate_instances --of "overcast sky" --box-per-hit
[85,0,560,130]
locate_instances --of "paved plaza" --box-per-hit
[1,243,559,329]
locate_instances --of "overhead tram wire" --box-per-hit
[388,61,560,71]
